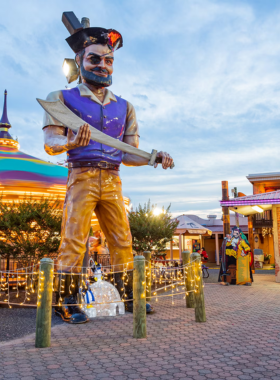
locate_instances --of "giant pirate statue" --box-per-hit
[41,12,174,323]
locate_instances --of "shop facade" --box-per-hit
[221,172,280,282]
[164,214,248,264]
[164,215,212,261]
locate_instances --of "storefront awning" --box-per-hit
[220,190,280,216]
[173,215,212,236]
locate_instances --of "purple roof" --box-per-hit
[220,190,280,206]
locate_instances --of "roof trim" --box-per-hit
[247,172,280,183]
[220,190,280,206]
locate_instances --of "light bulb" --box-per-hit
[63,61,70,76]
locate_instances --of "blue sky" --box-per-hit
[1,0,280,217]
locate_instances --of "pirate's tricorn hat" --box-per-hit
[62,11,123,53]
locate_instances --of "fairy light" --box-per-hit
[7,270,11,308]
[69,270,74,294]
[30,266,35,294]
[0,271,4,296]
[118,264,127,301]
[57,266,62,306]
[37,268,44,307]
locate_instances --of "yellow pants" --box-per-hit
[236,253,251,285]
[56,167,133,272]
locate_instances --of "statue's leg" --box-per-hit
[94,169,133,272]
[55,168,100,323]
[54,273,89,324]
[57,168,99,272]
[95,169,154,313]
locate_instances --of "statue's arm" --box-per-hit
[44,124,91,156]
[44,125,71,156]
[122,134,148,166]
[43,90,91,156]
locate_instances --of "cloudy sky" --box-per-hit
[1,0,280,218]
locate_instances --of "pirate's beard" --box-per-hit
[80,61,112,87]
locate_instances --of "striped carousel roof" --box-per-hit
[0,145,68,186]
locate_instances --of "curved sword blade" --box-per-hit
[37,98,151,160]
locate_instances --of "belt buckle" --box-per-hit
[99,161,109,169]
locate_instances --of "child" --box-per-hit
[201,247,209,261]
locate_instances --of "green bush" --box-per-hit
[0,196,62,268]
[128,200,178,256]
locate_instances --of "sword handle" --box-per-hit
[148,149,158,166]
[150,149,175,169]
[157,159,175,169]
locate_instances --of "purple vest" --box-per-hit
[62,87,127,164]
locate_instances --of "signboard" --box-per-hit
[192,240,200,252]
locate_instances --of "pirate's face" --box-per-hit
[84,44,114,76]
[76,44,114,87]
[233,230,240,239]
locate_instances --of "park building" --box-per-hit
[164,214,248,265]
[166,172,280,276]
[168,171,280,276]
[221,173,280,282]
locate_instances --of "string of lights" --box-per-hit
[0,258,204,310]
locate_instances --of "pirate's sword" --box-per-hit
[37,98,174,169]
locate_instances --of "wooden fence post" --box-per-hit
[35,258,54,348]
[133,255,146,339]
[192,252,206,322]
[182,250,195,308]
[143,251,151,302]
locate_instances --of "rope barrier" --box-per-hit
[0,289,199,307]
[0,299,132,307]
[150,290,195,300]
[0,260,196,275]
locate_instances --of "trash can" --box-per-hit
[254,249,264,269]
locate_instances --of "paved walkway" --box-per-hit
[0,274,280,380]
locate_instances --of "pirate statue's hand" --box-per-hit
[154,151,174,169]
[67,123,91,150]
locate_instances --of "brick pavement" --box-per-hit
[0,274,280,380]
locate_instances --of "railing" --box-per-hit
[253,218,273,228]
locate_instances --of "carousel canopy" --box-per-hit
[173,215,212,236]
[0,146,68,187]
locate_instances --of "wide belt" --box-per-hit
[68,161,120,170]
